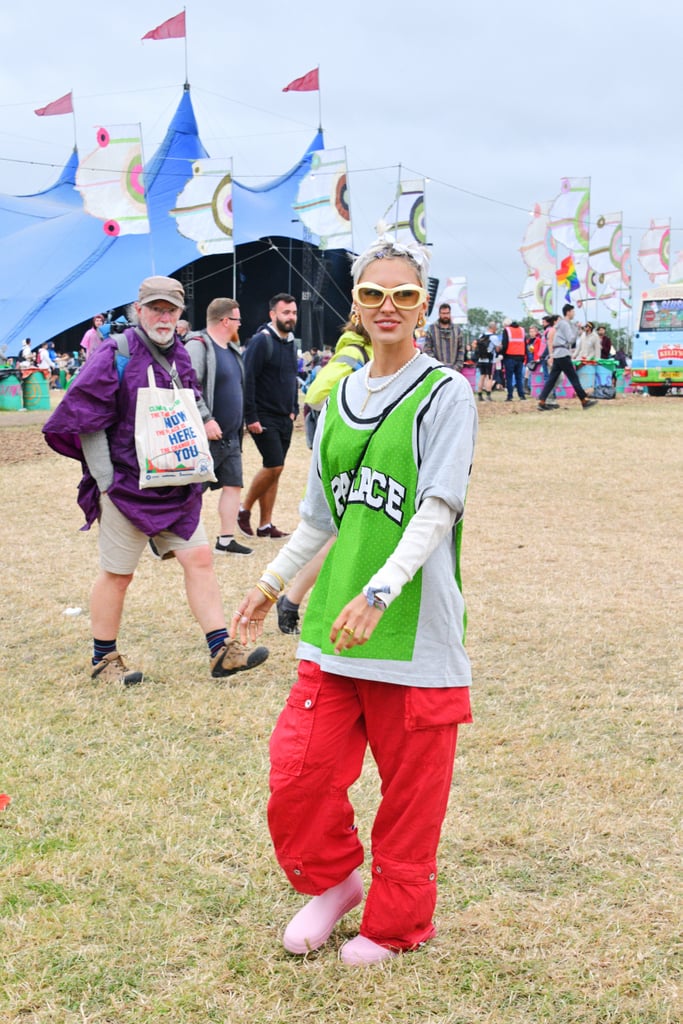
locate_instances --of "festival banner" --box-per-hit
[637,219,670,282]
[380,178,427,246]
[519,272,553,317]
[589,212,622,276]
[519,201,557,281]
[171,159,234,254]
[292,147,352,250]
[550,177,590,253]
[75,125,149,236]
[433,277,467,325]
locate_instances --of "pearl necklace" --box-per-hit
[361,351,421,412]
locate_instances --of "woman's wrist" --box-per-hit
[261,571,286,595]
[255,582,278,603]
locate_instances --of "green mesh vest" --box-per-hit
[301,367,463,663]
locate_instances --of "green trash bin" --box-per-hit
[21,368,51,411]
[0,370,23,411]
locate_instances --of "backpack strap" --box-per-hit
[115,334,130,381]
[335,343,370,371]
[258,327,274,363]
[186,330,209,347]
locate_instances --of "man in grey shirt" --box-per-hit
[538,304,597,411]
[422,303,465,371]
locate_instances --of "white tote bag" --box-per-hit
[134,364,216,488]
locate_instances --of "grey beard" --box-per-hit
[141,325,176,350]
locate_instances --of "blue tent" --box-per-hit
[0,149,82,236]
[0,88,324,356]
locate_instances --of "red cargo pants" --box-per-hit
[268,660,472,951]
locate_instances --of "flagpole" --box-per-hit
[71,88,77,151]
[317,65,322,131]
[231,157,237,300]
[183,6,189,86]
[344,145,354,256]
[138,123,155,274]
[395,164,402,240]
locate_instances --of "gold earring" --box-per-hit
[351,309,361,328]
[417,312,426,327]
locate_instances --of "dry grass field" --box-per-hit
[0,392,681,1023]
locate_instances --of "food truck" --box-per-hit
[631,286,683,395]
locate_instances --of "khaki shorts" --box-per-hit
[99,493,208,574]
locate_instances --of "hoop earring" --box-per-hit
[351,309,361,328]
[417,312,426,327]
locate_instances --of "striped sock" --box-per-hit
[206,628,229,658]
[93,638,117,666]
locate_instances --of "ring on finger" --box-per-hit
[342,625,355,636]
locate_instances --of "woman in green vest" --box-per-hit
[232,238,478,965]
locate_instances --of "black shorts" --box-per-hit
[250,414,294,469]
[477,361,492,374]
[205,433,244,490]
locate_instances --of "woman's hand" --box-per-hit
[230,588,275,645]
[330,594,385,654]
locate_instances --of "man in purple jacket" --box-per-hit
[44,276,268,686]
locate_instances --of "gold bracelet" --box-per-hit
[258,577,279,598]
[267,571,287,592]
[255,582,277,603]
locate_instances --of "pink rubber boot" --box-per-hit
[283,870,364,954]
[339,935,397,965]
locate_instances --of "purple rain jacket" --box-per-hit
[43,328,204,539]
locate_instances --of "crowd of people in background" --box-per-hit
[7,298,629,408]
[13,337,82,388]
[435,311,627,407]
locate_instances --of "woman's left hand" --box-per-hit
[230,588,274,645]
[330,594,385,653]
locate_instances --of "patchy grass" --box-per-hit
[0,395,681,1023]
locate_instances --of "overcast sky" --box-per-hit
[0,0,679,323]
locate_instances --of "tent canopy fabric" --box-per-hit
[0,89,325,356]
[0,149,82,237]
[232,130,323,245]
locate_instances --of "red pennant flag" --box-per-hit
[34,91,73,117]
[142,11,186,40]
[283,68,319,93]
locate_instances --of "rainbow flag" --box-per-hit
[556,255,580,301]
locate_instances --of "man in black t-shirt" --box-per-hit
[238,294,299,540]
